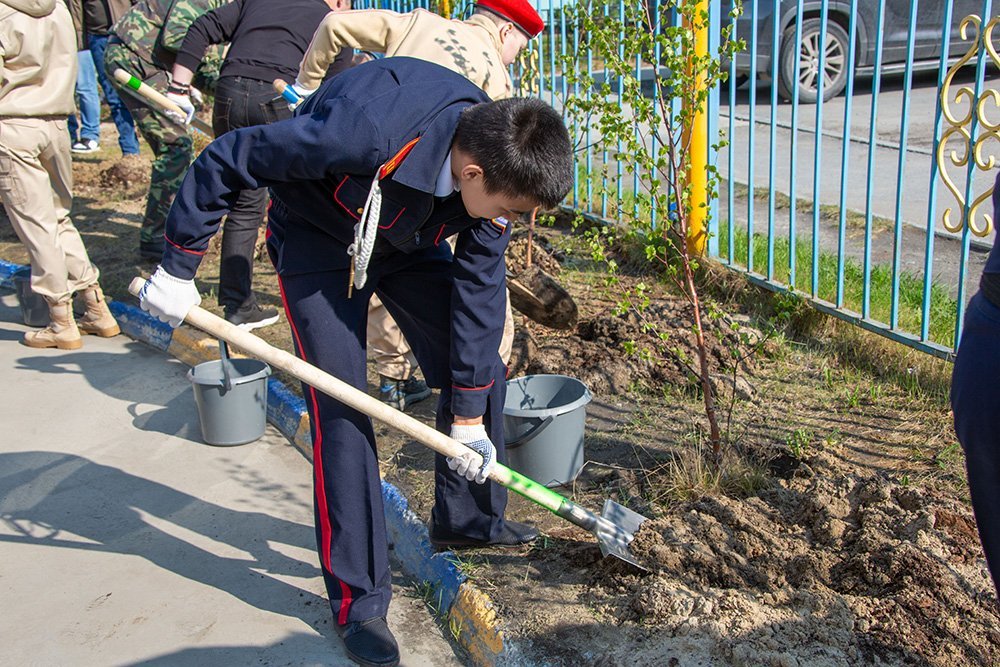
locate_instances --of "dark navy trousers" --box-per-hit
[271,241,509,624]
[951,291,1000,597]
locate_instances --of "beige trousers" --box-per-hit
[0,117,98,302]
[367,236,516,380]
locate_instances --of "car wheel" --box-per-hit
[777,18,851,103]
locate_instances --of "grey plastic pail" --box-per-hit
[188,358,271,446]
[503,374,592,488]
[12,269,48,327]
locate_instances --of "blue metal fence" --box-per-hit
[360,0,998,359]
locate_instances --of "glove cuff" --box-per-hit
[450,423,488,442]
[292,79,318,96]
[152,265,196,287]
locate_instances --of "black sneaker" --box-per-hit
[378,374,431,411]
[428,520,539,549]
[224,303,280,331]
[335,617,399,667]
[71,138,99,153]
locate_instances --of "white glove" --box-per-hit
[285,79,317,111]
[448,423,496,484]
[189,86,204,107]
[139,265,201,328]
[165,90,195,125]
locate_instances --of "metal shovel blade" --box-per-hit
[507,265,578,330]
[594,499,649,570]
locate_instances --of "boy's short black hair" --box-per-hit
[453,98,572,210]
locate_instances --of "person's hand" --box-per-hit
[165,84,195,125]
[189,86,203,108]
[285,79,317,111]
[139,265,201,328]
[448,423,496,484]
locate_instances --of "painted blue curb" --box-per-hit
[0,259,23,288]
[382,481,467,611]
[266,379,308,439]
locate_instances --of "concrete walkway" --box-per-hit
[0,291,462,667]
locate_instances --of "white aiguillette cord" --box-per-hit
[346,172,383,298]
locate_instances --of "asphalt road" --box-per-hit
[719,66,998,250]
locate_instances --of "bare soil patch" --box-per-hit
[3,136,996,666]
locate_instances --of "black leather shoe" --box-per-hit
[335,617,399,667]
[428,520,539,548]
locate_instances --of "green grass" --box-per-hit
[718,225,958,349]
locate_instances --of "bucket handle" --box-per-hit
[505,415,554,449]
[219,340,234,393]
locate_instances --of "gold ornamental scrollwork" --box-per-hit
[938,14,1000,238]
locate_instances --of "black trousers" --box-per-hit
[268,237,509,624]
[212,76,292,312]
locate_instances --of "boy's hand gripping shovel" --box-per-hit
[129,277,648,568]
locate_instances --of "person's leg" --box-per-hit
[367,295,417,381]
[375,249,511,542]
[106,46,192,261]
[367,295,431,410]
[0,118,83,348]
[73,51,101,147]
[274,268,394,623]
[90,34,140,156]
[212,77,280,327]
[951,291,1000,598]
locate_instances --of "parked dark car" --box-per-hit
[721,0,988,103]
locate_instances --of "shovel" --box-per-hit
[128,278,647,568]
[112,68,215,138]
[507,208,578,330]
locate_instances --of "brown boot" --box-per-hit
[23,299,83,350]
[76,284,121,338]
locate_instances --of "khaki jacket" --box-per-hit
[298,9,512,100]
[0,0,77,117]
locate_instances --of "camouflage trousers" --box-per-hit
[104,40,193,259]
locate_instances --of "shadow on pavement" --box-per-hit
[0,451,328,623]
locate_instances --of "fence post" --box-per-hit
[685,0,710,255]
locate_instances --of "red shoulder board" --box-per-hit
[379,137,420,179]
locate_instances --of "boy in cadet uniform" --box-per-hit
[289,0,545,414]
[0,0,121,350]
[951,171,1000,599]
[104,0,228,263]
[138,57,572,666]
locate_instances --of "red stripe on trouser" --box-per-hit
[275,273,353,623]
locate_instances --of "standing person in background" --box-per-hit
[65,0,103,154]
[104,0,226,263]
[950,171,1000,599]
[165,0,353,330]
[0,0,121,350]
[291,0,543,412]
[81,0,141,157]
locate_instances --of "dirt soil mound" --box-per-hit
[577,451,1000,666]
[509,300,757,396]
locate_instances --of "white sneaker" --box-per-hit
[71,139,99,154]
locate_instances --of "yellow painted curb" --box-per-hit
[450,581,506,665]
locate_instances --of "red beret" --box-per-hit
[476,0,545,38]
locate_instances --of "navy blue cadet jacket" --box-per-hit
[160,57,508,418]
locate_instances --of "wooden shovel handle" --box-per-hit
[112,68,215,138]
[126,278,563,508]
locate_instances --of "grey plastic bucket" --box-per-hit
[12,269,48,327]
[503,374,592,488]
[188,356,271,446]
